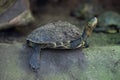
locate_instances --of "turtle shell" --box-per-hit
[27,21,82,44]
[71,3,103,19]
[98,11,120,29]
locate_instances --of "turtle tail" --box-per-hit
[29,45,41,72]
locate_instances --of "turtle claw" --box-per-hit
[84,42,89,48]
[29,58,40,72]
[84,41,89,48]
[85,44,89,48]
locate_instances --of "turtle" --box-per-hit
[71,3,103,20]
[26,17,97,71]
[94,11,120,33]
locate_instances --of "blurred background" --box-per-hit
[0,0,120,44]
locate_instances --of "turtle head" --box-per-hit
[83,17,98,37]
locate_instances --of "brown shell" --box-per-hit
[27,21,82,44]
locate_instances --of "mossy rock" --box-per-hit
[0,43,120,80]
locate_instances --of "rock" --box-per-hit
[0,0,35,30]
[0,10,34,30]
[9,10,35,26]
[0,43,120,80]
[0,0,27,23]
[0,42,86,80]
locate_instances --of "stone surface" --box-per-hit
[0,43,120,80]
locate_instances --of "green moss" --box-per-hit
[83,46,120,80]
[0,44,35,80]
[89,33,120,46]
[44,73,71,80]
[68,66,87,80]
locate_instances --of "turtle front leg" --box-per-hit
[29,45,41,72]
